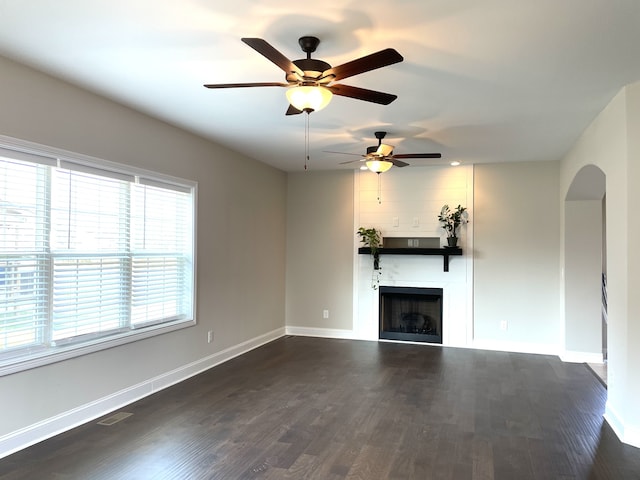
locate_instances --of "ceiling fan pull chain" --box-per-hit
[304,112,310,170]
[377,173,382,204]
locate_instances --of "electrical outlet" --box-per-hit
[412,217,419,227]
[207,330,213,343]
[323,309,329,319]
[393,216,399,227]
[500,320,508,331]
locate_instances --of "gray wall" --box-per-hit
[285,162,563,354]
[472,161,561,350]
[0,55,287,438]
[564,200,603,354]
[285,171,354,332]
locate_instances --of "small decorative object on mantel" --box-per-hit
[438,204,468,248]
[357,227,383,289]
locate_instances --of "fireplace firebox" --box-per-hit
[379,286,443,344]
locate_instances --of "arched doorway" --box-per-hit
[564,165,607,375]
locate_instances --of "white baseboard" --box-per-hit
[605,402,625,440]
[605,402,640,449]
[470,338,561,356]
[285,326,355,339]
[625,426,640,449]
[288,329,566,358]
[0,327,286,460]
[560,350,604,364]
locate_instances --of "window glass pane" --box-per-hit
[51,169,128,252]
[131,184,191,252]
[0,159,47,252]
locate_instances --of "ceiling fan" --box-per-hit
[204,36,403,115]
[328,131,442,172]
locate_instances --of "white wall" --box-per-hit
[560,82,640,447]
[353,166,473,346]
[473,161,561,353]
[0,55,287,455]
[626,82,640,440]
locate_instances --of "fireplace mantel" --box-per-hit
[358,247,462,272]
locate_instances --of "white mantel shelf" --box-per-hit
[358,247,463,272]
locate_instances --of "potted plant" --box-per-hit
[357,227,382,270]
[438,204,468,247]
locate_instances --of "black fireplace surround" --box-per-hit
[379,286,443,344]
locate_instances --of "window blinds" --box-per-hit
[0,142,195,372]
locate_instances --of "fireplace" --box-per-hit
[379,286,443,344]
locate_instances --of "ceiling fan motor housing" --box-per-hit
[290,58,332,83]
[366,146,379,155]
[367,131,389,156]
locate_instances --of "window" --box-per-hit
[0,138,196,375]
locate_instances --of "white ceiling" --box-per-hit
[1,1,639,172]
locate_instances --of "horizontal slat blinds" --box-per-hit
[0,255,49,352]
[0,159,48,353]
[131,256,185,325]
[130,184,192,326]
[0,140,195,373]
[52,256,128,343]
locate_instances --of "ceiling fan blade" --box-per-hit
[204,82,288,89]
[285,104,303,116]
[324,48,403,82]
[392,153,442,159]
[339,158,366,165]
[323,151,365,157]
[390,159,410,167]
[241,38,304,77]
[327,84,397,105]
[376,144,394,157]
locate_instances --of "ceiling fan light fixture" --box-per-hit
[286,85,333,113]
[366,159,393,173]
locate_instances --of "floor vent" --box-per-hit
[97,412,133,426]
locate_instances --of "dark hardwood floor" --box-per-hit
[1,337,639,479]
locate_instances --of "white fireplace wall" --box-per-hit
[353,165,473,347]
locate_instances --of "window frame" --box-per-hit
[0,135,197,376]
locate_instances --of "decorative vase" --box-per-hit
[447,236,458,248]
[373,252,380,270]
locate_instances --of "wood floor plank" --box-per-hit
[2,337,640,479]
[345,445,395,480]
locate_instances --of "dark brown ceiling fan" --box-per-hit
[327,131,442,170]
[204,36,403,115]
